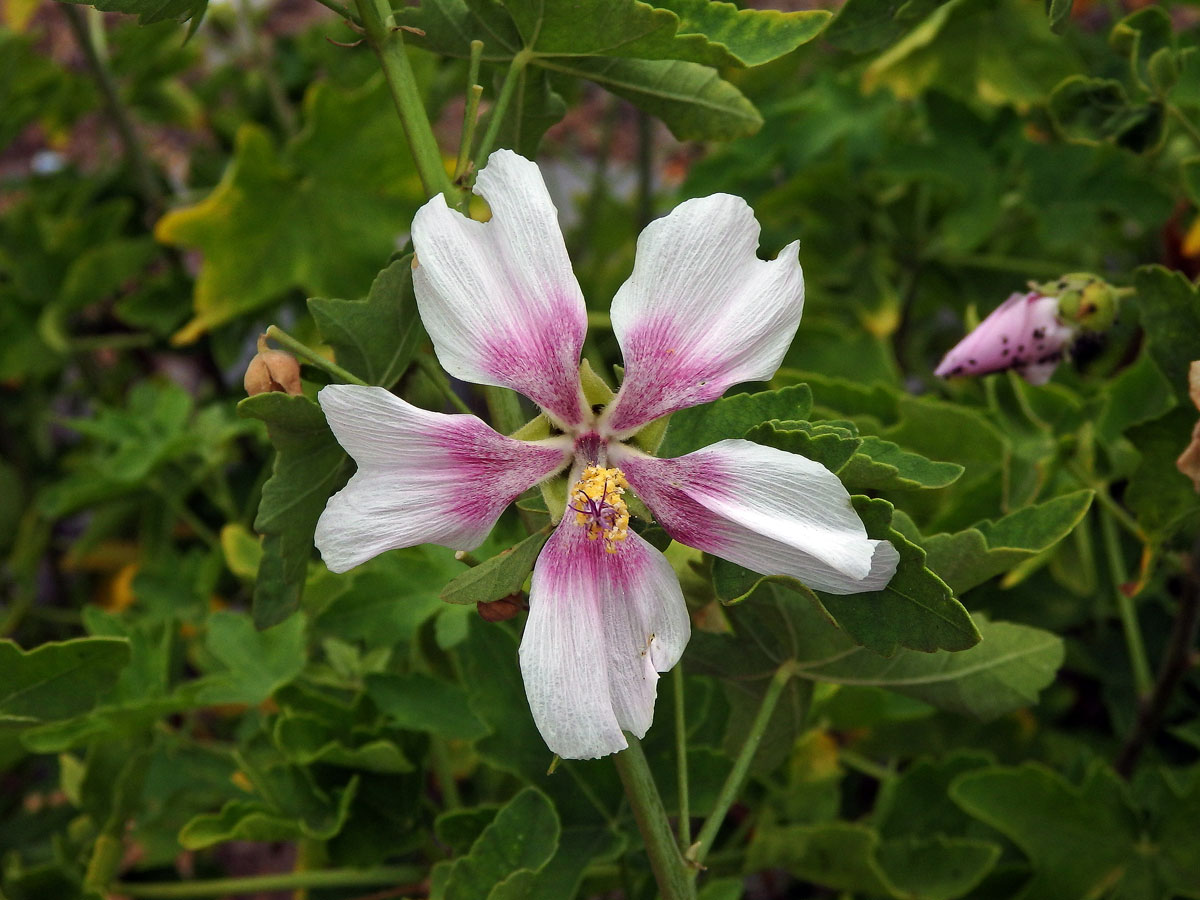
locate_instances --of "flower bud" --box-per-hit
[244,335,302,396]
[935,275,1123,386]
[935,291,1075,385]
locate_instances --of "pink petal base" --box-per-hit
[519,521,688,760]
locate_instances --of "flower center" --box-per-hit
[569,465,630,553]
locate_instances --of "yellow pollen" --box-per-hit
[570,465,630,553]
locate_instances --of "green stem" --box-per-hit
[61,4,163,213]
[927,251,1067,279]
[839,748,893,781]
[454,41,485,185]
[612,736,697,900]
[429,736,463,809]
[636,108,654,232]
[415,353,473,414]
[1067,463,1146,542]
[266,325,368,387]
[689,663,794,868]
[674,664,691,848]
[150,481,220,551]
[113,867,424,898]
[70,332,155,352]
[1169,104,1200,147]
[1101,509,1154,697]
[355,0,456,202]
[484,386,527,435]
[235,0,297,138]
[475,50,531,167]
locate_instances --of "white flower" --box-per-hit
[315,150,898,759]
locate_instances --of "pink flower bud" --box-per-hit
[935,291,1076,385]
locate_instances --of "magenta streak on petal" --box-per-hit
[617,452,733,553]
[521,522,675,757]
[605,315,725,434]
[436,417,572,527]
[481,294,586,428]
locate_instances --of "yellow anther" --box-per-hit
[569,465,630,552]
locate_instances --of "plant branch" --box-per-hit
[61,4,163,214]
[1169,104,1200,148]
[612,735,697,900]
[454,40,485,186]
[235,0,298,138]
[266,325,368,387]
[475,50,531,167]
[1115,537,1200,777]
[674,664,691,848]
[355,0,456,202]
[1100,509,1153,697]
[688,663,794,869]
[414,353,473,414]
[113,866,425,898]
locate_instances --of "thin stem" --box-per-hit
[563,760,619,828]
[475,50,531,167]
[235,0,298,138]
[266,325,368,386]
[150,481,220,551]
[1101,509,1154,697]
[355,0,456,202]
[673,665,691,848]
[70,332,156,352]
[113,867,424,898]
[61,4,163,213]
[839,748,893,781]
[1115,537,1200,777]
[689,663,794,868]
[429,737,462,809]
[635,108,654,232]
[454,41,485,184]
[612,736,697,900]
[414,354,473,414]
[484,386,526,435]
[926,251,1067,279]
[1067,462,1147,542]
[1169,104,1200,147]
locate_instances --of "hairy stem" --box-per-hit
[612,735,697,900]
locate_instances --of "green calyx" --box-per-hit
[1033,272,1124,332]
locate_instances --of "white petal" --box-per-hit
[611,440,898,594]
[411,150,588,428]
[602,195,804,436]
[314,385,571,572]
[519,522,689,760]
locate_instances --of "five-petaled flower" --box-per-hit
[314,150,900,760]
